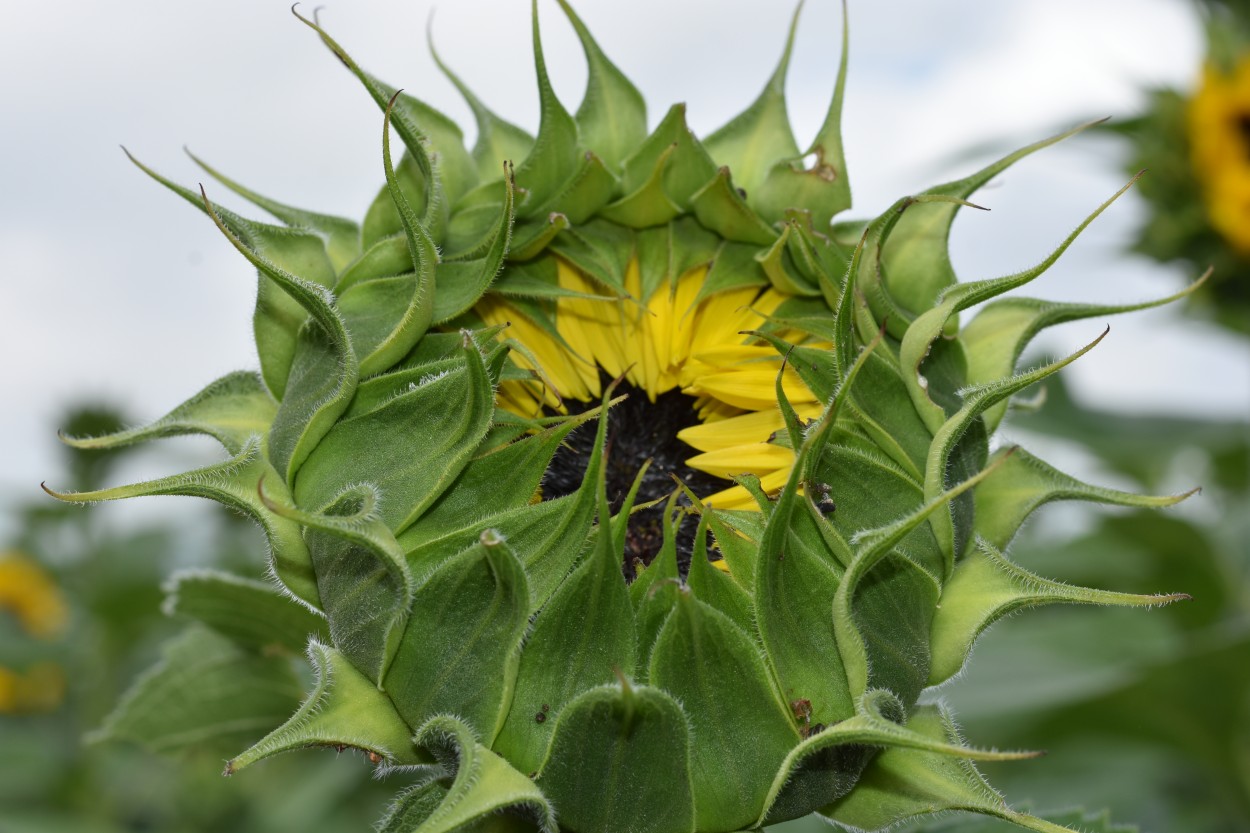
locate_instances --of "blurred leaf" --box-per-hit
[90,626,303,757]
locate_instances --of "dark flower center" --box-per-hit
[542,379,724,576]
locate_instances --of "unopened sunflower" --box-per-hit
[47,3,1201,831]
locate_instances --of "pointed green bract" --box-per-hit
[537,682,695,833]
[493,491,636,774]
[388,716,556,833]
[58,371,273,457]
[385,531,530,742]
[228,641,428,773]
[822,706,1081,833]
[650,592,801,831]
[703,2,803,203]
[186,148,363,271]
[44,437,320,608]
[928,539,1190,686]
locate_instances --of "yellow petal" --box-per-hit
[685,443,795,478]
[685,368,818,411]
[701,469,793,510]
[677,404,819,452]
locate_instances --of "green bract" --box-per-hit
[48,3,1202,831]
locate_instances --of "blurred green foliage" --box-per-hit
[0,405,392,833]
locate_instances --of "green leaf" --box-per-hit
[385,531,530,742]
[852,553,939,706]
[185,148,362,272]
[754,495,855,727]
[693,240,771,306]
[384,716,555,833]
[910,808,1139,833]
[524,151,618,226]
[928,539,1189,686]
[43,437,320,610]
[493,490,636,774]
[846,345,931,477]
[821,705,1081,833]
[508,213,571,261]
[337,234,412,292]
[649,591,800,831]
[227,640,428,773]
[58,371,274,457]
[537,682,695,833]
[555,0,646,171]
[702,3,802,204]
[493,256,611,300]
[363,153,432,250]
[89,627,302,757]
[194,185,361,484]
[163,569,327,654]
[293,333,494,535]
[547,219,635,294]
[755,223,820,297]
[267,316,359,485]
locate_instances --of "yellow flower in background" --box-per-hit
[0,551,69,714]
[1189,57,1250,253]
[0,551,68,640]
[482,260,821,510]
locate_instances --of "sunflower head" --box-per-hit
[1111,0,1250,332]
[0,552,68,714]
[46,3,1200,831]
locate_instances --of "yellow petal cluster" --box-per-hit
[480,260,824,509]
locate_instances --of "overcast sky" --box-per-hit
[3,0,1246,530]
